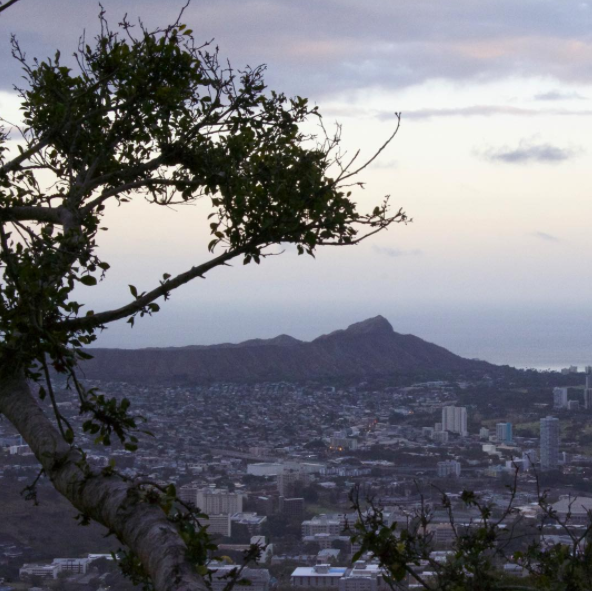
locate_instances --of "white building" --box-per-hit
[302,515,344,537]
[553,387,569,409]
[52,558,91,574]
[291,564,347,588]
[540,416,560,471]
[196,488,244,514]
[247,463,285,477]
[338,562,390,591]
[20,563,60,580]
[441,406,468,436]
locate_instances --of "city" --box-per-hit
[2,365,592,589]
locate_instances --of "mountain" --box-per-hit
[80,315,498,384]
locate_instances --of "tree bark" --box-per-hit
[0,370,207,591]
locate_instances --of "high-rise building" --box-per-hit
[540,416,560,471]
[441,406,468,436]
[585,370,592,409]
[195,488,244,514]
[496,422,513,444]
[553,387,569,409]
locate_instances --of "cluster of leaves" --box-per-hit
[348,477,592,591]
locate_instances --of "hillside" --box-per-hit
[81,316,498,384]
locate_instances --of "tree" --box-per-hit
[0,7,406,591]
[348,476,592,591]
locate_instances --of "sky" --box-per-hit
[1,0,592,368]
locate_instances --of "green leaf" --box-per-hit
[129,284,138,298]
[79,275,97,286]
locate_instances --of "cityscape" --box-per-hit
[2,359,592,589]
[2,1,592,590]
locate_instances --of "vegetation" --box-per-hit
[349,475,592,591]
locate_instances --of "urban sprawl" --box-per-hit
[2,366,592,589]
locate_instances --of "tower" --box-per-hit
[540,416,559,471]
[441,406,468,436]
[585,367,592,409]
[496,422,513,444]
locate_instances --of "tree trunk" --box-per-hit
[0,370,207,591]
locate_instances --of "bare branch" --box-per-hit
[56,245,249,331]
[336,113,401,183]
[0,0,22,14]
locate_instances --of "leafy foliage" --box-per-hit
[348,477,592,591]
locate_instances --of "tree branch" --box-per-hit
[0,371,207,591]
[0,0,22,15]
[0,204,64,224]
[81,177,203,215]
[56,245,248,332]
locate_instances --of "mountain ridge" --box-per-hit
[81,315,499,384]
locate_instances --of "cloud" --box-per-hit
[373,246,423,257]
[4,0,592,97]
[370,159,398,170]
[534,90,587,101]
[398,106,541,120]
[380,105,592,121]
[478,139,582,164]
[532,231,562,242]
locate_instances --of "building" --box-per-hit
[203,514,232,537]
[210,565,270,591]
[19,563,60,580]
[196,488,244,514]
[179,484,201,505]
[279,496,305,519]
[585,370,592,409]
[52,558,91,574]
[441,406,468,436]
[303,533,351,550]
[302,515,344,538]
[329,436,358,451]
[291,564,347,588]
[231,513,267,535]
[278,470,309,496]
[496,422,513,444]
[252,495,276,516]
[553,387,569,409]
[338,561,390,591]
[428,523,456,547]
[479,427,490,440]
[247,463,284,477]
[540,416,560,471]
[437,460,461,478]
[551,495,592,525]
[432,431,449,445]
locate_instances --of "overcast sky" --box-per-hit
[1,0,592,366]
